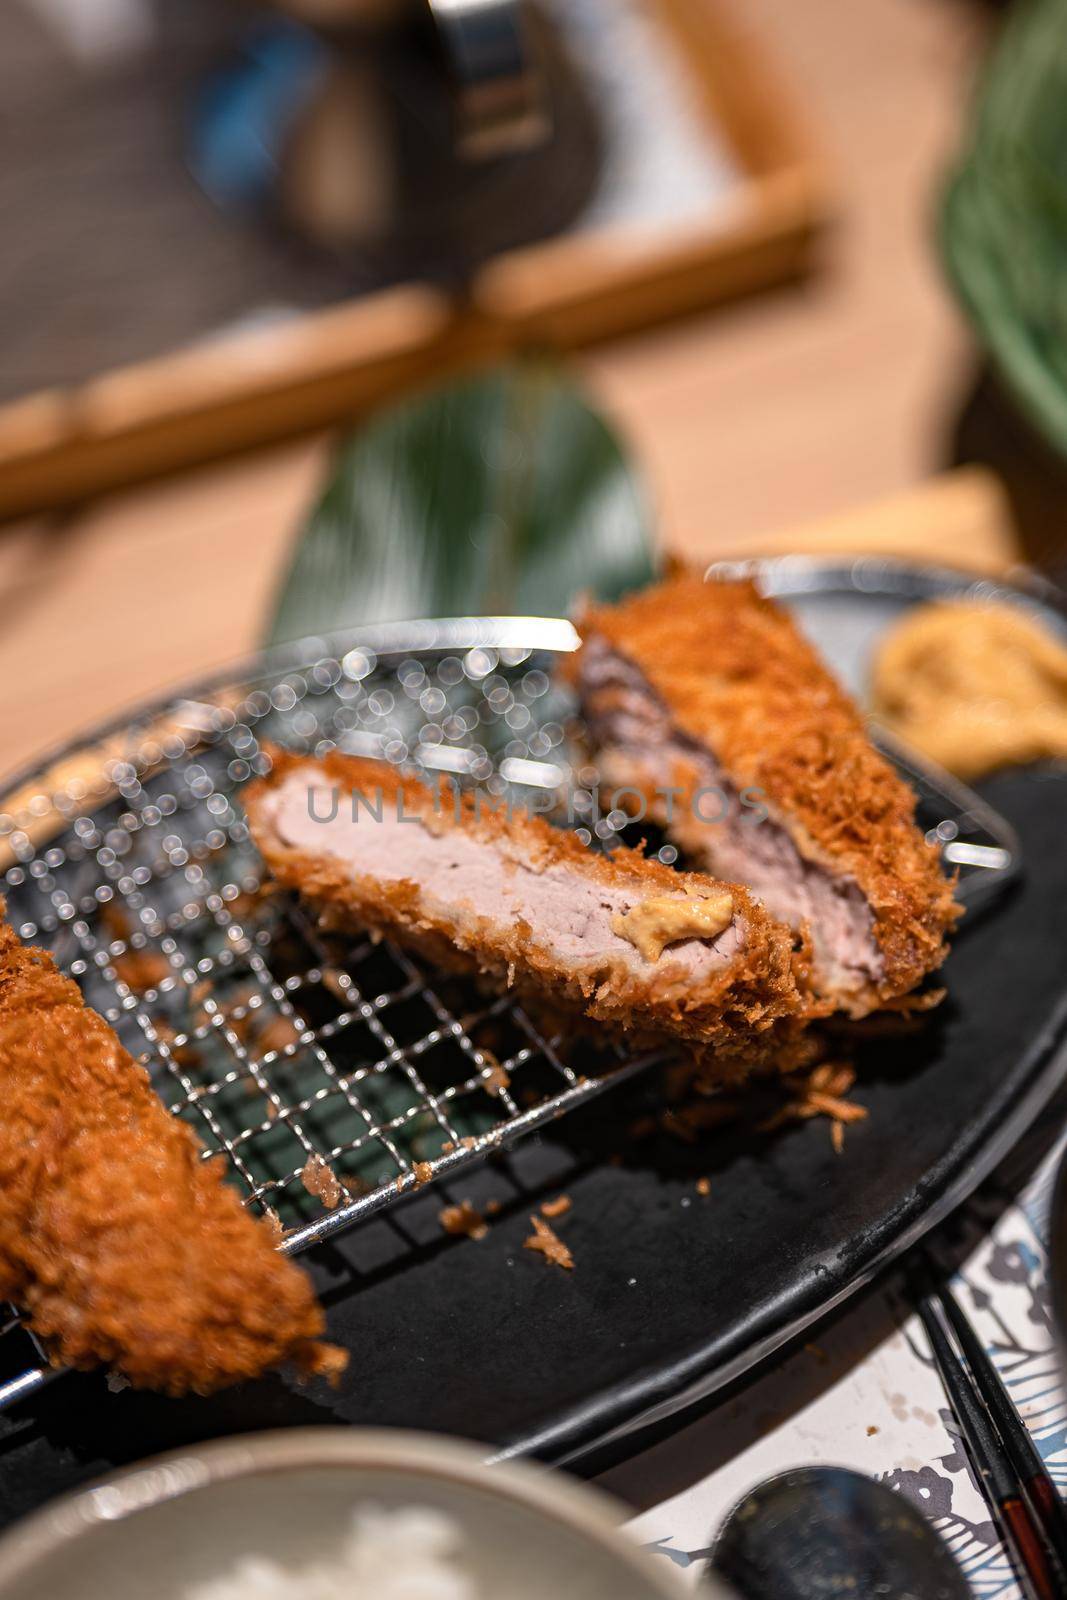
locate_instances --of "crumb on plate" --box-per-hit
[439,1201,488,1241]
[760,1062,866,1150]
[524,1214,574,1270]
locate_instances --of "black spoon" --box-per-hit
[710,1465,972,1600]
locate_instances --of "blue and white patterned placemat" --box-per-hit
[610,1109,1067,1598]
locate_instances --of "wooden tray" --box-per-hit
[0,0,827,523]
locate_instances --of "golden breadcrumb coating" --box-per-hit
[576,574,960,1012]
[245,750,808,1081]
[0,905,344,1394]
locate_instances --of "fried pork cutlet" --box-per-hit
[244,750,805,1080]
[575,574,960,1017]
[0,906,344,1394]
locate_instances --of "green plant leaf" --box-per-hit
[940,0,1067,456]
[264,362,657,645]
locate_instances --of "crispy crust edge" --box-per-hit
[244,750,808,1078]
[0,899,344,1393]
[573,574,961,1011]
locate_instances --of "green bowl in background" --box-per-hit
[942,0,1067,458]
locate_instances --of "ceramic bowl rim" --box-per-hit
[0,1426,704,1598]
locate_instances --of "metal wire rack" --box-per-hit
[0,619,666,1408]
[0,611,1019,1410]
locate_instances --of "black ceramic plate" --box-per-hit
[1,559,1066,1528]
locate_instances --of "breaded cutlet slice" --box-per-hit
[0,905,345,1395]
[244,750,806,1079]
[575,574,960,1017]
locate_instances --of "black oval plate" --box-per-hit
[1,560,1066,1526]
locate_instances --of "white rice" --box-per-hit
[187,1505,478,1600]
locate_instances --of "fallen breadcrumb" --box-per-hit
[696,1177,711,1197]
[481,1053,511,1096]
[540,1195,572,1219]
[263,1209,286,1245]
[112,945,171,994]
[758,1062,867,1150]
[524,1215,574,1270]
[300,1154,344,1210]
[638,1038,870,1156]
[439,1201,488,1241]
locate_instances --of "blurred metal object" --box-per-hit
[426,0,550,159]
[712,1467,971,1600]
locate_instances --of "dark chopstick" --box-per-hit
[917,1292,1061,1600]
[935,1280,1067,1582]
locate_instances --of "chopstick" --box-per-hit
[936,1280,1067,1581]
[916,1279,1065,1600]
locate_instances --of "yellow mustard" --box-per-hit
[612,892,734,962]
[872,599,1067,780]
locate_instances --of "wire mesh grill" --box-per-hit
[0,610,1019,1407]
[0,621,660,1255]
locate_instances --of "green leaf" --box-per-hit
[940,0,1067,456]
[264,361,657,645]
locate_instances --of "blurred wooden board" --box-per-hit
[0,0,1002,786]
[747,468,1022,576]
[0,0,827,521]
[0,461,1022,779]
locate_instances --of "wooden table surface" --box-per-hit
[0,0,1017,775]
